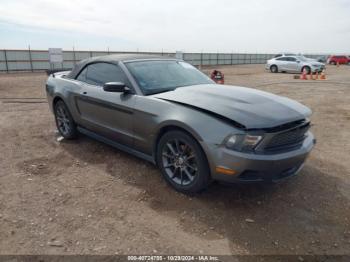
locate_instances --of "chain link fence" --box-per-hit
[0,49,324,72]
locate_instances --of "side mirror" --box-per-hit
[103,82,130,93]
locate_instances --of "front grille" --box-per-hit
[264,122,310,151]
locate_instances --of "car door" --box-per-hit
[286,57,299,72]
[74,62,136,147]
[340,56,347,64]
[276,57,288,71]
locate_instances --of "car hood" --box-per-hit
[312,61,325,66]
[305,58,317,62]
[305,60,323,65]
[153,84,311,129]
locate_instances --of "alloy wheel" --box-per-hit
[55,104,71,136]
[161,139,198,186]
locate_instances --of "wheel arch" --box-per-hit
[52,95,78,123]
[152,122,206,165]
[301,65,311,73]
[53,95,64,107]
[270,64,278,72]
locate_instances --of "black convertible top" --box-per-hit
[66,54,174,79]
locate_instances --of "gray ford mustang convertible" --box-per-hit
[46,54,316,193]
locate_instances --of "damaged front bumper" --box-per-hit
[202,132,316,184]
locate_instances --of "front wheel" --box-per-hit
[156,130,211,193]
[270,65,278,73]
[301,66,311,74]
[54,100,78,139]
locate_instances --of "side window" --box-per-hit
[76,67,88,82]
[277,57,288,61]
[288,57,296,62]
[85,63,130,86]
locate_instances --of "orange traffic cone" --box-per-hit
[300,69,307,80]
[309,71,314,80]
[320,69,326,80]
[315,71,319,80]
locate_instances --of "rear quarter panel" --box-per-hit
[46,75,83,124]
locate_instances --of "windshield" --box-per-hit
[125,60,214,95]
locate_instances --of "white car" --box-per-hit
[275,53,317,62]
[274,53,297,58]
[266,56,325,74]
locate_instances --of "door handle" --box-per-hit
[82,91,87,95]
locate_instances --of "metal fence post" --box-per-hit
[4,49,9,73]
[73,47,76,65]
[28,45,33,72]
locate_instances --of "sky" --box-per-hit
[0,0,349,53]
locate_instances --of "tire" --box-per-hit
[301,66,311,74]
[54,100,78,139]
[270,65,278,73]
[156,130,211,193]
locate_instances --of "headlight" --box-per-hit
[226,135,240,148]
[312,64,320,67]
[225,134,263,152]
[244,135,263,147]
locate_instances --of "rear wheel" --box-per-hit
[270,65,278,73]
[54,100,78,139]
[156,130,211,193]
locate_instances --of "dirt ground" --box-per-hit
[0,64,349,256]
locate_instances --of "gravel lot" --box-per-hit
[0,64,349,255]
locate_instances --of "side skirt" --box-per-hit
[77,127,156,165]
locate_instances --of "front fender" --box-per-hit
[156,120,204,142]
